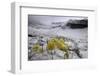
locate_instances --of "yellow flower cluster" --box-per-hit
[32,43,43,53]
[47,38,69,58]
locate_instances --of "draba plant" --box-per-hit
[47,37,69,59]
[46,38,57,59]
[32,43,43,54]
[56,38,69,59]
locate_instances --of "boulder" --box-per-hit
[67,19,88,29]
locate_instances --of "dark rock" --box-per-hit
[67,19,88,29]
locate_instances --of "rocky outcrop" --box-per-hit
[66,19,88,29]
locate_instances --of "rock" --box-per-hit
[68,51,79,59]
[66,19,88,29]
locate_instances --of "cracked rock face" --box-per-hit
[28,33,88,60]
